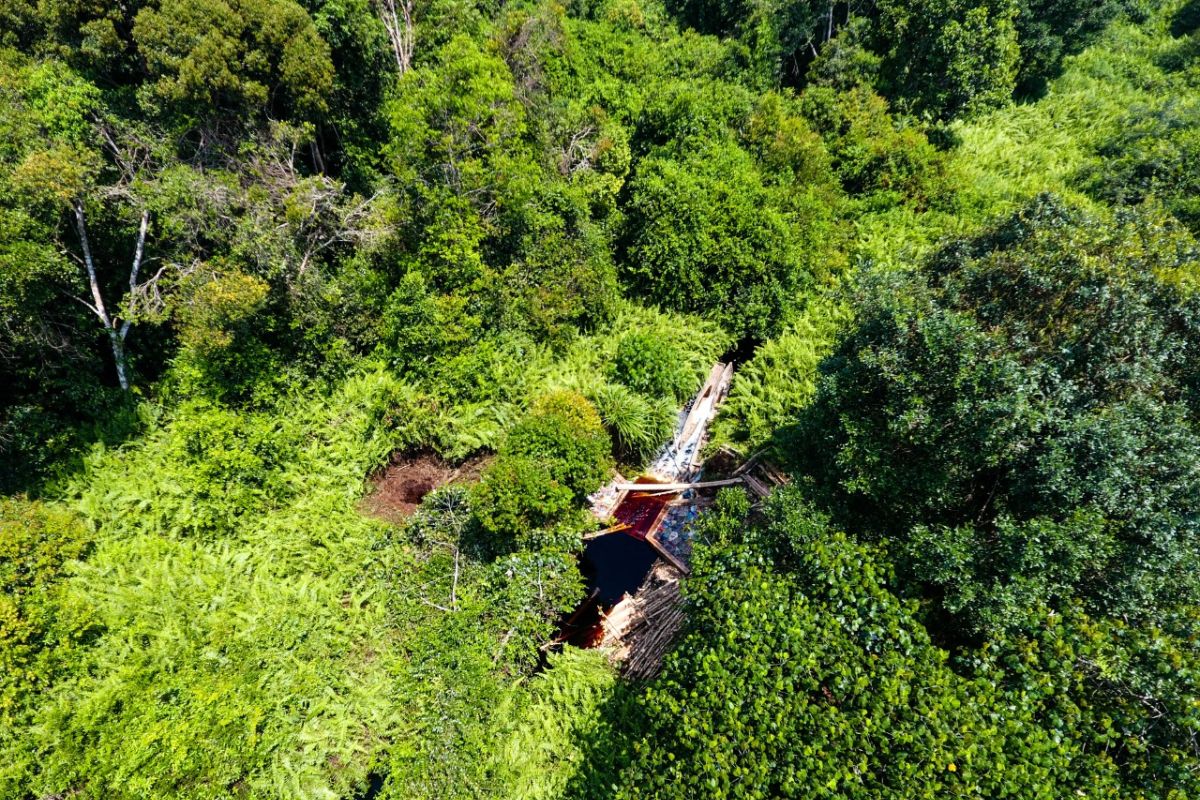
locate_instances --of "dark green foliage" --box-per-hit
[598,489,1097,799]
[131,0,335,124]
[662,0,828,86]
[875,0,1020,119]
[1014,0,1148,94]
[1174,0,1200,36]
[793,195,1200,632]
[973,606,1200,797]
[621,140,812,339]
[28,0,337,128]
[800,85,947,205]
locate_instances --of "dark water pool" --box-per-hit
[557,532,659,647]
[581,532,659,606]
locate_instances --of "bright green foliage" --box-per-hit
[1082,98,1200,234]
[472,392,612,551]
[586,382,675,462]
[602,489,1097,799]
[486,648,617,800]
[0,498,95,795]
[385,34,533,279]
[801,85,947,206]
[4,0,1200,796]
[5,375,411,798]
[3,371,594,799]
[609,330,694,402]
[793,195,1200,632]
[710,296,847,450]
[171,270,273,397]
[379,487,589,799]
[742,91,838,189]
[472,456,576,549]
[503,392,612,498]
[805,16,882,92]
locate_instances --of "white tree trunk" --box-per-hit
[379,0,415,76]
[72,201,149,392]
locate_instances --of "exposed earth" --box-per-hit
[361,451,491,523]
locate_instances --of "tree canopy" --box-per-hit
[3,0,1200,798]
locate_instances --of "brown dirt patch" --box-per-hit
[361,451,491,524]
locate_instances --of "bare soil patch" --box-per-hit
[361,451,491,524]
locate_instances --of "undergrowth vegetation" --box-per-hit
[3,0,1200,797]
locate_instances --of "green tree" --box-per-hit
[601,489,1097,799]
[622,140,810,340]
[875,0,1019,119]
[793,195,1200,632]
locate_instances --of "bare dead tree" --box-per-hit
[378,0,415,76]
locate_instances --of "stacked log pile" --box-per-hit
[598,562,687,680]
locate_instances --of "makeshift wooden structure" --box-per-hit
[569,361,791,667]
[596,561,686,679]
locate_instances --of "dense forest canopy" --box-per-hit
[2,0,1200,797]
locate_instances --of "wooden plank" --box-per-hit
[645,533,690,574]
[583,523,631,540]
[676,362,726,446]
[742,473,771,499]
[732,449,765,476]
[717,361,734,397]
[611,477,744,492]
[757,460,791,486]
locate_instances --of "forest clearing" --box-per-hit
[4,0,1200,797]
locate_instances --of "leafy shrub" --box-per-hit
[609,330,693,402]
[876,0,1020,119]
[587,382,676,462]
[501,391,612,498]
[800,85,947,206]
[471,391,611,551]
[471,456,575,547]
[132,0,335,123]
[0,498,97,795]
[621,140,811,340]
